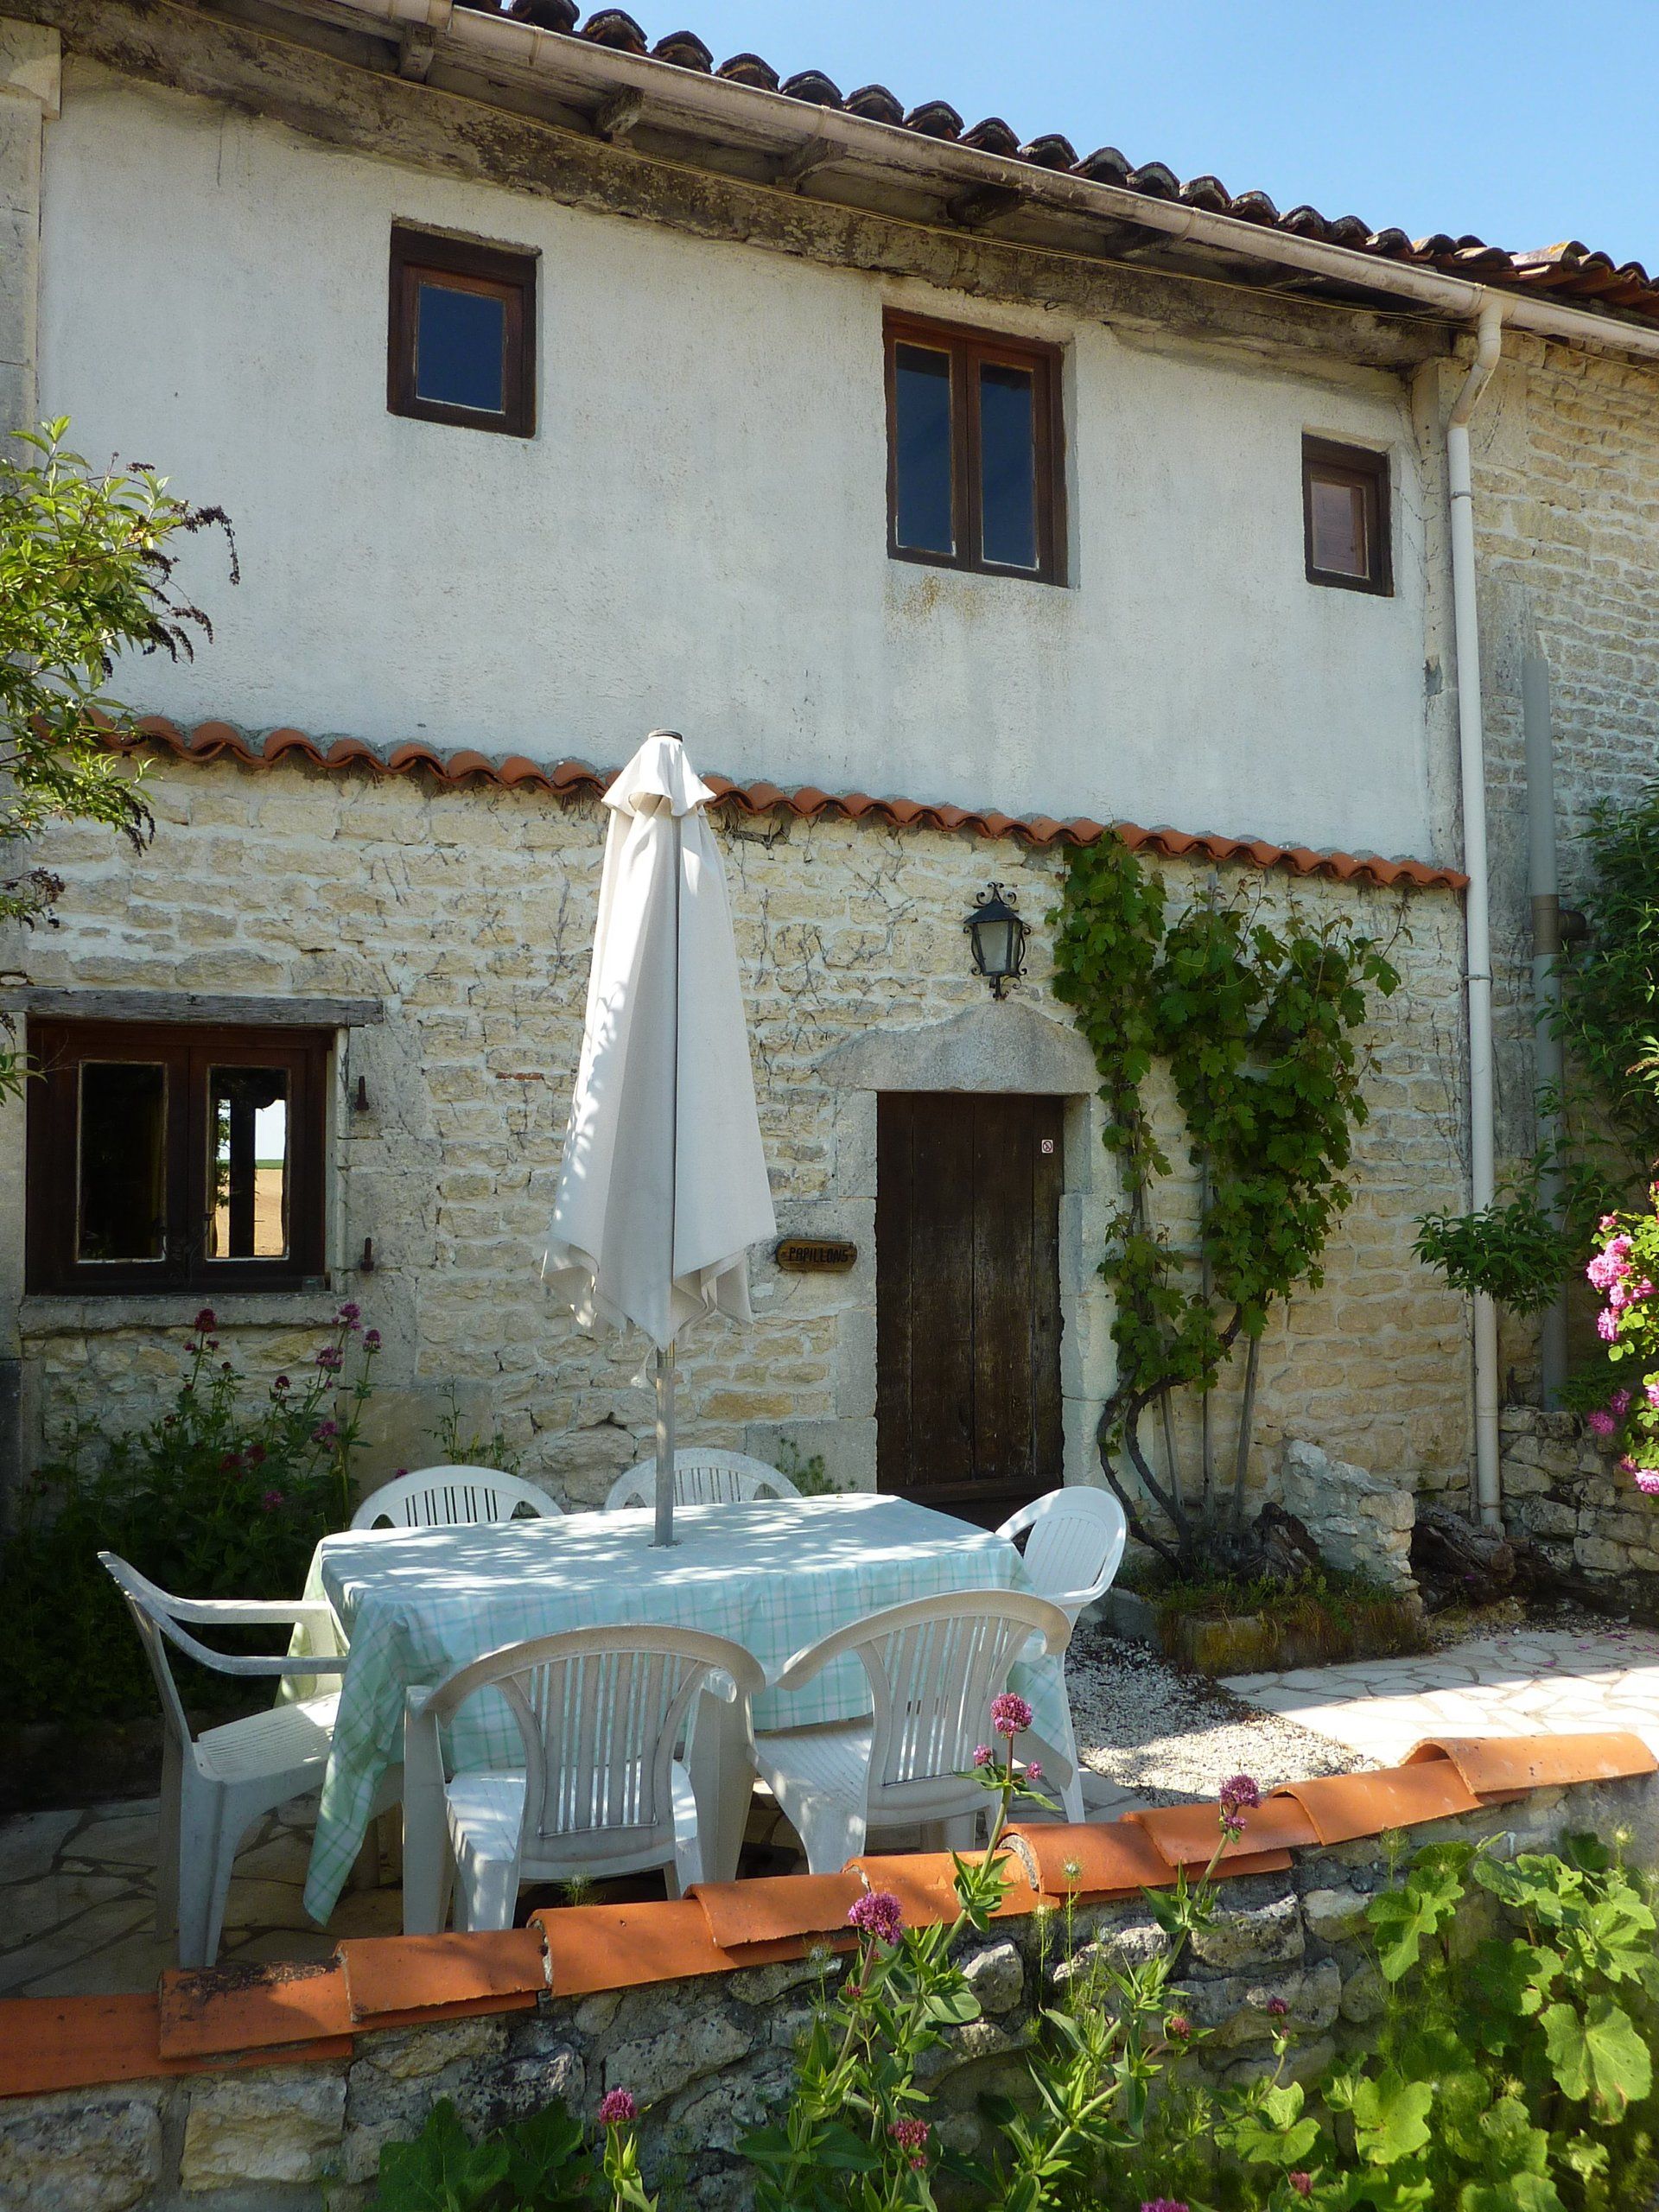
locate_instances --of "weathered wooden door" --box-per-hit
[876,1092,1065,1520]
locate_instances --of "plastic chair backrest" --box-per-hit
[779,1590,1071,1794]
[99,1553,199,1751]
[352,1465,559,1531]
[606,1449,799,1512]
[1000,1488,1128,1615]
[426,1626,764,1850]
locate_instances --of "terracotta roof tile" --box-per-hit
[158,1959,352,2059]
[690,1872,864,1949]
[339,1930,548,2025]
[541,10,1659,330]
[1126,1796,1320,1869]
[844,1851,1039,1923]
[105,716,1466,893]
[1404,1731,1658,1796]
[531,1898,733,1994]
[1268,1758,1482,1845]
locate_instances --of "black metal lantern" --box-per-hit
[964,883,1027,999]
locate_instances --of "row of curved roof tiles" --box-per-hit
[476,3,1659,315]
[113,715,1469,893]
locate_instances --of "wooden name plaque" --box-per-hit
[774,1236,859,1274]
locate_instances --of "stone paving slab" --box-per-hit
[1224,1627,1659,1769]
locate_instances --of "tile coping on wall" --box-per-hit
[104,715,1470,894]
[0,1732,1644,2104]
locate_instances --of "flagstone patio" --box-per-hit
[1224,1624,1659,1766]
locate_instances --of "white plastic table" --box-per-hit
[296,1491,1069,1926]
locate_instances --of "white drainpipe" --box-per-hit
[1447,296,1507,1526]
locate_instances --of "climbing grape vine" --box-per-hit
[1049,836,1400,1569]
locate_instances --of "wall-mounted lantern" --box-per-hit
[964,883,1027,1000]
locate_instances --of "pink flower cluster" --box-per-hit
[1218,1772,1261,1837]
[990,1692,1033,1739]
[848,1891,905,1945]
[889,2117,930,2169]
[597,2088,636,2128]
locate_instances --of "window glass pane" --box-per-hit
[414,279,507,414]
[979,361,1038,569]
[79,1063,166,1262]
[1310,472,1370,577]
[210,1069,289,1260]
[893,343,954,554]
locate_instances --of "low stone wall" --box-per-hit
[1279,1438,1419,1596]
[1501,1407,1659,1612]
[3,1758,1654,2211]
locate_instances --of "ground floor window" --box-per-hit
[27,1020,329,1294]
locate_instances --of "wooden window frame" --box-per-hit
[884,311,1065,585]
[1302,435,1393,596]
[388,225,537,438]
[26,1020,331,1295]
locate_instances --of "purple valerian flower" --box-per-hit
[316,1346,344,1371]
[194,1307,218,1332]
[1025,1761,1043,1782]
[261,1489,286,1511]
[1218,1773,1262,1839]
[991,1692,1033,1739]
[205,1337,219,1352]
[973,1745,994,1768]
[312,1419,340,1446]
[597,2089,636,2127]
[273,1375,290,1392]
[1265,1996,1289,2018]
[1289,2177,1313,2201]
[364,1329,382,1351]
[1165,2013,1192,2041]
[336,1301,361,1325]
[890,2117,930,2166]
[847,1891,904,1945]
[1589,1409,1618,1438]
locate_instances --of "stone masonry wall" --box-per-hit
[1463,334,1659,1395]
[3,747,1473,1519]
[1501,1405,1659,1614]
[2,1774,1650,2210]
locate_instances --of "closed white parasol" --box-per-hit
[543,731,776,1543]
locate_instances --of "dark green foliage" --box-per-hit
[1048,836,1398,1567]
[0,1310,378,1724]
[365,2097,595,2210]
[1414,1186,1584,1315]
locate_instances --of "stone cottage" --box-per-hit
[2,0,1656,1533]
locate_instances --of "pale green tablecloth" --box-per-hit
[298,1491,1066,1923]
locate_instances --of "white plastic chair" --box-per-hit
[605,1448,799,1512]
[995,1487,1128,1626]
[996,1487,1127,1821]
[751,1590,1073,1874]
[100,1551,395,1969]
[403,1624,766,1933]
[352,1465,561,1531]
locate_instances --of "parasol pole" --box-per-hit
[652,811,683,1548]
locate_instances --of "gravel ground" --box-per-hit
[1064,1624,1373,1809]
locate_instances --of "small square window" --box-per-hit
[27,1021,329,1294]
[389,226,536,437]
[885,313,1064,584]
[1302,436,1391,594]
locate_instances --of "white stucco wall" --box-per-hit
[40,63,1442,861]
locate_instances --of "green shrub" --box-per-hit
[0,1306,379,1725]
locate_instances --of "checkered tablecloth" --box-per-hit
[297,1491,1066,1923]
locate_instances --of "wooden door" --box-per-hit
[876,1092,1065,1521]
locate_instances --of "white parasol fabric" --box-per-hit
[543,728,774,1363]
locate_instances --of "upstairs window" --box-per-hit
[389,226,537,437]
[27,1022,329,1294]
[1303,436,1392,594]
[885,313,1064,583]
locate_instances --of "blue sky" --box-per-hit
[627,3,1659,270]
